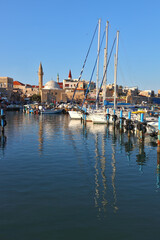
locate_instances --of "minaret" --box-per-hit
[57,73,59,83]
[38,62,44,95]
[68,69,72,79]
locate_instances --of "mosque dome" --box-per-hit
[44,80,61,90]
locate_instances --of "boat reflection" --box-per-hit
[111,142,118,213]
[36,116,158,216]
[94,133,108,219]
[92,126,118,218]
[67,120,156,218]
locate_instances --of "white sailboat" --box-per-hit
[91,29,119,124]
[69,19,101,121]
[68,110,82,119]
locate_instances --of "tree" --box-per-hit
[30,94,41,103]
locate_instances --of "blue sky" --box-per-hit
[0,0,160,92]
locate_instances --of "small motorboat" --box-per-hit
[41,108,63,114]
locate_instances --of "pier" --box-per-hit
[77,106,159,151]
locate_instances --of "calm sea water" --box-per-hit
[0,112,159,240]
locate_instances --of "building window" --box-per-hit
[65,84,69,87]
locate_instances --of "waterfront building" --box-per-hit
[13,81,39,98]
[123,86,138,95]
[63,70,78,91]
[63,69,95,91]
[38,63,67,103]
[41,80,67,103]
[0,77,13,90]
[0,77,13,100]
[63,70,96,102]
[139,90,155,98]
[13,81,25,90]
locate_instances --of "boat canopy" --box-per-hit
[104,101,131,106]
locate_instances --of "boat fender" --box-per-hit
[106,114,110,121]
[112,115,117,121]
[125,118,134,130]
[125,123,133,131]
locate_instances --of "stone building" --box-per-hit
[41,80,67,103]
[0,77,13,89]
[123,86,138,96]
[13,81,39,97]
[0,77,13,100]
[38,63,67,103]
[139,90,155,98]
[126,90,133,104]
[62,69,95,102]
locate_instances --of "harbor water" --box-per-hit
[0,112,160,240]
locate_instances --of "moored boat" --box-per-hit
[41,108,63,114]
[68,110,82,119]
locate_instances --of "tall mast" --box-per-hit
[103,21,109,110]
[114,31,119,110]
[96,19,101,110]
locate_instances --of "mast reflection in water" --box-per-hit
[0,112,159,240]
